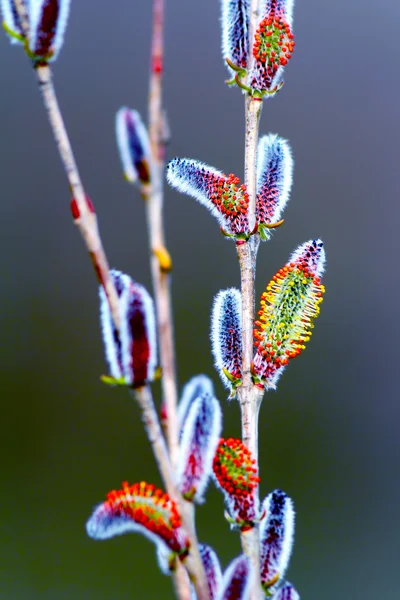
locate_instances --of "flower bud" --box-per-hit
[115,107,152,185]
[178,374,215,436]
[260,490,295,593]
[166,158,250,239]
[271,583,299,600]
[253,239,325,389]
[177,393,222,503]
[213,438,259,530]
[211,288,242,396]
[100,270,157,387]
[218,555,250,600]
[256,134,293,240]
[199,544,223,599]
[86,481,189,558]
[221,0,249,71]
[28,0,71,62]
[1,0,27,43]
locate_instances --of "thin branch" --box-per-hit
[145,0,180,470]
[133,385,190,599]
[133,386,176,497]
[34,64,121,328]
[13,3,120,329]
[236,1,264,594]
[134,387,210,600]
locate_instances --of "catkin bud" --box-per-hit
[271,583,300,600]
[260,490,295,593]
[28,0,71,62]
[211,288,243,396]
[177,393,222,503]
[1,0,27,43]
[217,555,250,600]
[256,134,293,239]
[178,374,215,435]
[221,0,249,72]
[100,270,157,387]
[199,544,223,599]
[115,107,152,185]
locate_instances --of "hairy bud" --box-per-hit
[115,107,152,185]
[1,0,27,43]
[100,270,157,387]
[178,374,215,436]
[166,158,250,239]
[256,134,293,239]
[199,544,223,599]
[260,490,295,593]
[253,239,325,389]
[213,438,259,530]
[221,0,249,71]
[177,394,222,502]
[211,288,242,396]
[218,555,250,600]
[86,481,189,557]
[28,0,71,62]
[271,583,299,600]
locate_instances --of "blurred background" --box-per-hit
[0,0,399,598]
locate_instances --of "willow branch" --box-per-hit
[142,0,180,471]
[134,387,209,600]
[35,65,121,327]
[236,1,264,594]
[12,6,121,328]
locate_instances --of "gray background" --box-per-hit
[0,0,399,598]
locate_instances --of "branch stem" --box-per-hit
[146,0,180,470]
[237,92,264,598]
[12,4,121,328]
[34,64,121,329]
[134,387,209,600]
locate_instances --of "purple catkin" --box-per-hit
[177,394,222,503]
[221,0,250,70]
[100,270,157,387]
[199,544,223,599]
[260,490,295,593]
[115,107,152,184]
[211,288,243,395]
[256,134,293,239]
[218,555,250,600]
[28,0,71,61]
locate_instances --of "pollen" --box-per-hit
[103,481,186,553]
[213,438,260,529]
[253,240,325,388]
[250,11,295,94]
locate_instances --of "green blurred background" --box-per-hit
[1,0,399,598]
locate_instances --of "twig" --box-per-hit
[145,4,208,598]
[236,1,265,597]
[12,2,120,329]
[134,387,210,600]
[34,65,121,328]
[144,0,180,470]
[132,386,191,600]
